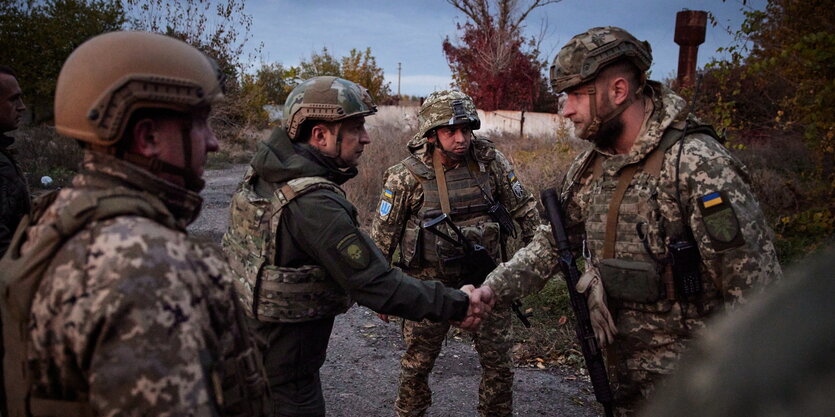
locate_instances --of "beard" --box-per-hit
[585,94,624,150]
[587,115,624,150]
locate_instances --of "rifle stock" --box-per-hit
[541,188,615,417]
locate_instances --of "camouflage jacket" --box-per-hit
[22,151,266,416]
[231,127,469,322]
[485,82,781,311]
[0,133,31,257]
[370,136,540,279]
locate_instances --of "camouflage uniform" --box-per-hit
[640,244,835,417]
[370,91,540,417]
[14,151,267,416]
[484,82,781,415]
[223,78,472,417]
[0,133,30,257]
[0,31,268,417]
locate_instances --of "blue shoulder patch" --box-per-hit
[379,200,392,217]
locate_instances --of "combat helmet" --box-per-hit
[55,31,225,146]
[416,90,480,139]
[549,26,652,93]
[283,76,377,140]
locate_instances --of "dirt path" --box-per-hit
[190,164,601,417]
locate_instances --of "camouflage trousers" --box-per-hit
[608,301,710,416]
[395,306,513,417]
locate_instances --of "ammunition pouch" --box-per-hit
[215,346,269,416]
[598,258,662,304]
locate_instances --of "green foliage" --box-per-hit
[774,208,835,262]
[702,0,834,171]
[0,0,126,121]
[692,0,835,265]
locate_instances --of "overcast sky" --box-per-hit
[245,0,764,97]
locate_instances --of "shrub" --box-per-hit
[12,125,83,189]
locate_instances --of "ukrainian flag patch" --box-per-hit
[700,192,723,208]
[379,189,393,217]
[508,171,524,198]
[698,190,745,250]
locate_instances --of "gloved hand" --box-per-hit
[576,266,617,346]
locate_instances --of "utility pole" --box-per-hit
[397,62,402,98]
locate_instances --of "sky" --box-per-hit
[244,0,765,97]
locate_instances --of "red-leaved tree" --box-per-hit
[442,0,560,111]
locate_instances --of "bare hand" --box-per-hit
[454,285,496,331]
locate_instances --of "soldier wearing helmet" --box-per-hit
[479,26,781,415]
[222,78,493,417]
[370,90,540,417]
[0,32,269,417]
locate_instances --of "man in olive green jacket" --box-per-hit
[223,76,492,417]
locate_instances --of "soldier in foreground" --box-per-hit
[640,245,835,417]
[0,65,30,258]
[222,76,493,417]
[370,90,540,417]
[0,32,268,416]
[479,26,781,415]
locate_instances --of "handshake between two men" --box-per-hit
[376,283,495,332]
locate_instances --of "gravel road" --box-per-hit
[190,164,601,417]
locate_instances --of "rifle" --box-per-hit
[422,213,532,327]
[541,188,615,417]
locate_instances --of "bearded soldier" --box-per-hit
[222,77,492,417]
[0,32,268,416]
[369,90,540,417]
[479,26,781,415]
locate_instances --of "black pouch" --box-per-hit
[669,240,703,298]
[598,258,661,303]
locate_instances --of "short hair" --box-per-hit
[295,120,338,143]
[600,60,644,97]
[0,65,17,78]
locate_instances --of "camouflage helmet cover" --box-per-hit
[550,26,652,93]
[416,89,480,139]
[55,31,224,146]
[284,76,377,140]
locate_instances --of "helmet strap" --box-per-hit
[120,123,205,191]
[581,82,634,140]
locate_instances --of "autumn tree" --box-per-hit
[340,47,391,102]
[442,0,560,111]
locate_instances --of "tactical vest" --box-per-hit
[222,168,352,323]
[574,121,723,308]
[399,155,501,278]
[0,188,268,417]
